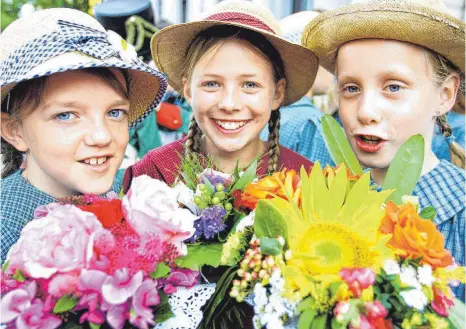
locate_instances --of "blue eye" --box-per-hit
[204,81,219,88]
[55,112,74,121]
[346,86,359,93]
[108,109,126,118]
[244,82,257,89]
[387,84,401,92]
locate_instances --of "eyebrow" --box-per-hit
[42,99,130,112]
[201,73,260,79]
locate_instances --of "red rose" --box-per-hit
[78,199,123,228]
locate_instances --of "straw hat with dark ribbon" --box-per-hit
[151,0,319,106]
[0,8,168,128]
[302,0,465,74]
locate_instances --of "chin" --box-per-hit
[79,179,114,195]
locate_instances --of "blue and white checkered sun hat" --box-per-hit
[0,8,168,128]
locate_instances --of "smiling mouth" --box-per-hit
[212,119,252,133]
[79,156,110,166]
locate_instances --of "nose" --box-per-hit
[357,91,383,125]
[84,120,112,147]
[218,85,240,112]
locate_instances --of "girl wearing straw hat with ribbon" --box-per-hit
[0,8,168,260]
[303,0,465,300]
[122,0,319,191]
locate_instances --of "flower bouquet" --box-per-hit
[219,116,466,329]
[0,176,215,329]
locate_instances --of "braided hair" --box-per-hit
[181,26,286,171]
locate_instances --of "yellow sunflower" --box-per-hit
[259,163,394,297]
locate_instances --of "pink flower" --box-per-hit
[130,279,160,329]
[6,204,107,279]
[431,286,454,317]
[15,299,61,329]
[340,268,376,298]
[106,304,130,329]
[162,268,199,294]
[33,203,61,218]
[350,314,374,329]
[0,281,36,324]
[47,273,80,298]
[102,269,143,305]
[122,175,197,255]
[364,301,388,320]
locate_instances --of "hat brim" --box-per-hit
[151,20,319,106]
[1,52,167,128]
[302,2,465,73]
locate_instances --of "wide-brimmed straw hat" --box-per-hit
[302,0,465,74]
[280,11,321,45]
[0,8,168,127]
[151,0,319,106]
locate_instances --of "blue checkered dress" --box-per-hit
[260,97,334,166]
[413,160,465,301]
[1,170,122,261]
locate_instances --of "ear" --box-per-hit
[271,78,286,111]
[437,73,460,116]
[182,77,192,106]
[1,112,29,152]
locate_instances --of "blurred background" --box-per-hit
[2,0,465,31]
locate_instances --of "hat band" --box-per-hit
[1,20,120,86]
[205,12,275,34]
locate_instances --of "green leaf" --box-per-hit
[310,314,328,329]
[297,297,315,312]
[448,298,466,329]
[419,206,437,221]
[175,243,223,270]
[150,263,170,279]
[89,323,101,329]
[53,295,78,314]
[321,115,363,175]
[254,199,288,240]
[260,237,282,255]
[383,135,424,204]
[2,260,9,272]
[12,269,25,282]
[298,309,317,329]
[155,292,175,323]
[230,160,258,192]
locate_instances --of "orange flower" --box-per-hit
[322,165,361,181]
[380,202,453,268]
[240,169,301,210]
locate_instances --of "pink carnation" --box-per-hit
[340,268,376,298]
[102,269,143,305]
[0,281,36,324]
[6,204,107,279]
[15,299,61,329]
[47,273,80,298]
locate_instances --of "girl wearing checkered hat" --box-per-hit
[303,0,465,300]
[122,0,320,191]
[0,8,168,260]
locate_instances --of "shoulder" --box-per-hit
[123,139,186,191]
[278,145,314,171]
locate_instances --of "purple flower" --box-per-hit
[199,169,232,187]
[189,206,227,241]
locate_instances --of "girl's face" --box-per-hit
[336,39,457,170]
[6,70,130,197]
[183,38,285,156]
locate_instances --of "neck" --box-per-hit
[370,149,440,186]
[203,137,267,173]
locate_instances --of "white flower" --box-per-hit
[107,30,138,63]
[400,265,421,289]
[383,259,401,275]
[400,289,428,311]
[122,175,197,255]
[253,283,268,308]
[173,182,199,215]
[236,211,255,232]
[417,264,435,286]
[402,195,420,210]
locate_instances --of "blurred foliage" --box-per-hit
[1,0,99,31]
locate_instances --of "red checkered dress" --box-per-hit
[123,137,313,192]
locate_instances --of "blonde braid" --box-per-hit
[437,114,465,168]
[267,110,281,172]
[185,116,203,155]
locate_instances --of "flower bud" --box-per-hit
[277,236,286,247]
[199,184,207,192]
[212,197,221,205]
[224,202,233,211]
[215,183,225,192]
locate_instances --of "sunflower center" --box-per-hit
[296,223,374,275]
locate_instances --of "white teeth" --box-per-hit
[215,120,247,130]
[83,157,108,165]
